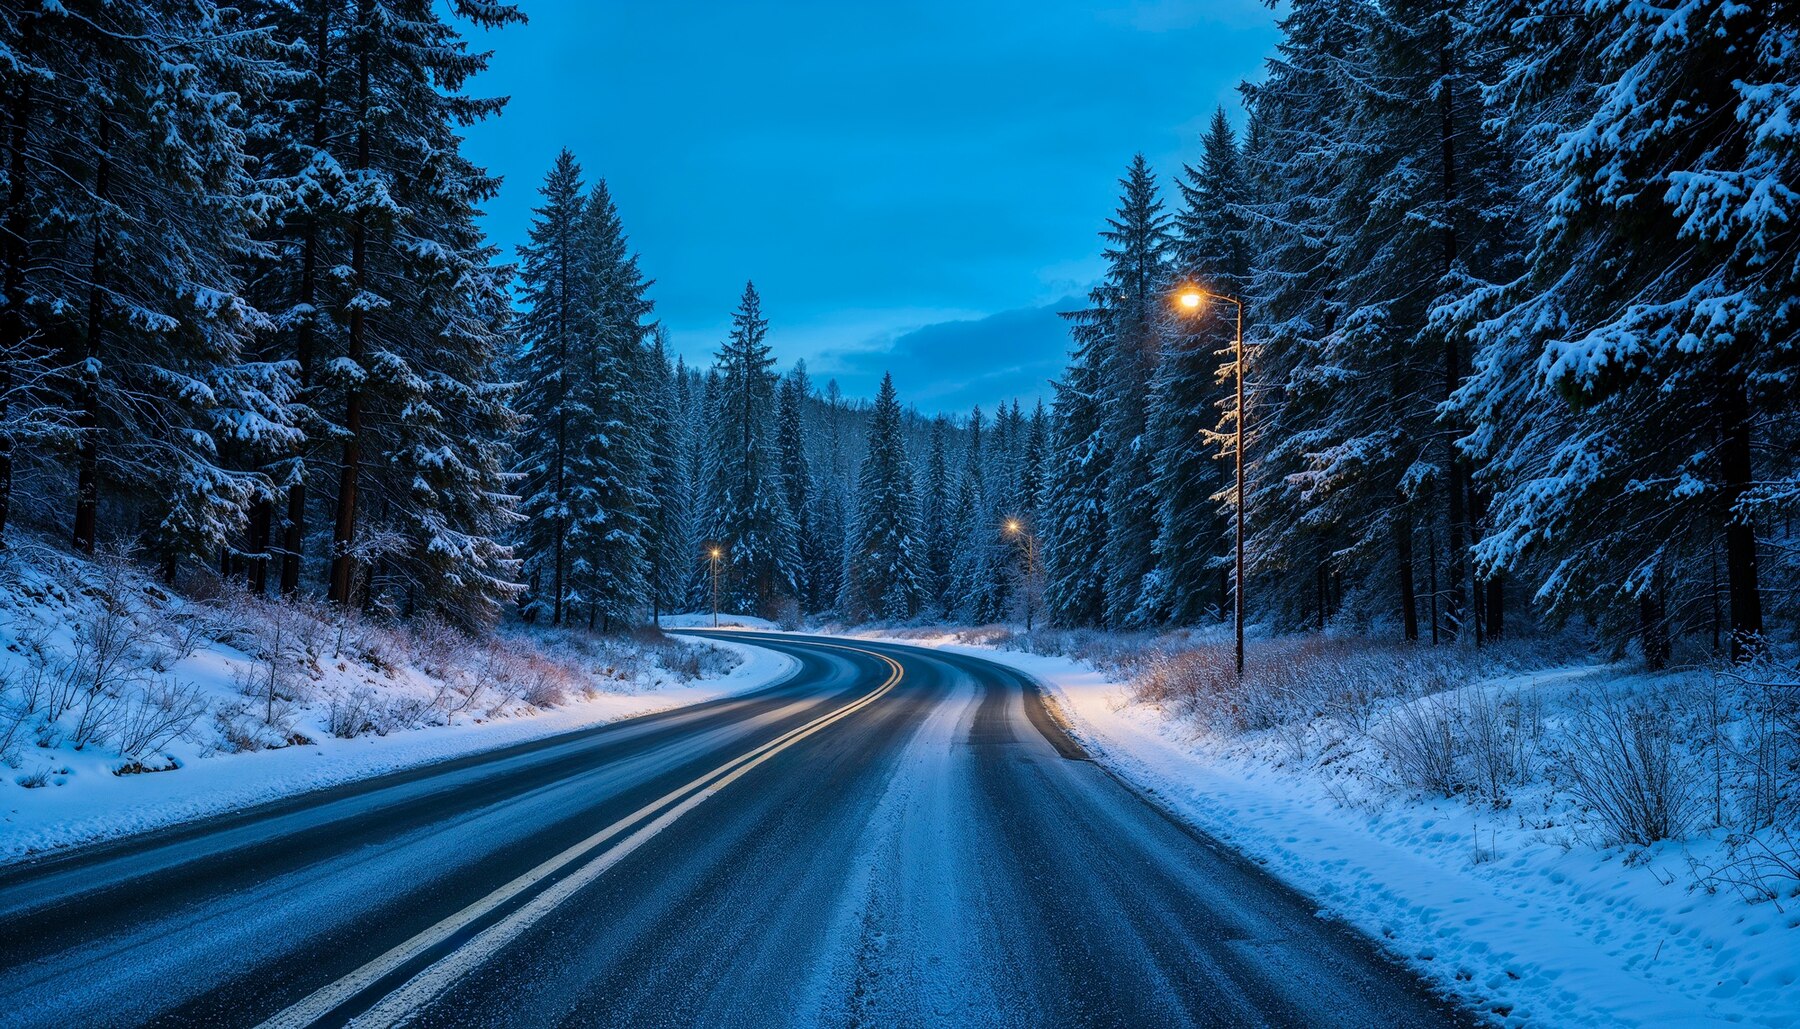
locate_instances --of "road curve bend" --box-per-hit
[0,631,1473,1028]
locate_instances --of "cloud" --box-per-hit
[815,299,1079,415]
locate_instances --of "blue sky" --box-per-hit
[460,0,1279,414]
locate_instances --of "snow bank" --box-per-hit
[885,634,1798,1029]
[0,546,797,864]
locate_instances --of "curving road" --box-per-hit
[0,631,1473,1028]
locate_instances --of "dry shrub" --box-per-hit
[1372,694,1464,797]
[1558,688,1700,846]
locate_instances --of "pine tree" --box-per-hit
[318,0,525,625]
[643,327,688,623]
[706,282,798,617]
[1458,0,1796,660]
[566,179,652,631]
[1097,156,1173,627]
[777,363,821,611]
[948,407,997,621]
[1044,321,1110,627]
[920,416,954,616]
[1152,109,1246,624]
[850,372,924,619]
[0,3,296,576]
[511,151,587,625]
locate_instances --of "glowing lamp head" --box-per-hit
[1178,290,1204,311]
[1005,519,1022,534]
[709,547,721,559]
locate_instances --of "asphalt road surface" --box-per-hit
[0,631,1475,1028]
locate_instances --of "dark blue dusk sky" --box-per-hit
[460,1,1279,414]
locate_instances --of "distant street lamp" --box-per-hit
[708,546,723,628]
[1004,518,1041,633]
[1176,285,1247,679]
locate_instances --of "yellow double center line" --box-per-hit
[258,642,902,1029]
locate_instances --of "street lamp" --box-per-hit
[1176,285,1247,679]
[707,546,723,628]
[1004,518,1041,633]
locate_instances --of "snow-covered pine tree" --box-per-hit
[565,179,652,631]
[643,326,688,624]
[777,362,821,611]
[812,377,849,613]
[1152,107,1245,625]
[1021,400,1048,516]
[1,2,292,575]
[849,372,924,619]
[1235,0,1388,634]
[1458,0,1796,661]
[920,415,954,616]
[684,365,723,610]
[706,282,798,618]
[313,0,524,624]
[1096,156,1173,627]
[237,0,347,596]
[510,150,587,625]
[948,406,999,621]
[1044,302,1111,627]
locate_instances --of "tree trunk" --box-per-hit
[1718,380,1763,660]
[281,2,333,597]
[328,0,371,605]
[247,497,272,594]
[1484,574,1503,642]
[0,26,32,547]
[72,99,111,555]
[1638,589,1670,671]
[1438,49,1468,643]
[1396,506,1419,642]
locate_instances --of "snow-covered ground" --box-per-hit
[0,548,797,864]
[871,632,1799,1029]
[658,612,783,630]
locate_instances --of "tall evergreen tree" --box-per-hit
[777,362,822,611]
[1097,156,1173,627]
[511,151,586,625]
[1152,108,1246,624]
[920,415,954,616]
[1459,0,1795,661]
[565,179,652,631]
[849,372,924,619]
[706,282,798,616]
[1044,326,1110,627]
[643,327,687,623]
[319,0,524,626]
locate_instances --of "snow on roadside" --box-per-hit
[658,612,783,630]
[881,634,1797,1029]
[0,634,795,865]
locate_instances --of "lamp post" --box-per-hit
[1004,518,1040,632]
[708,546,722,628]
[1176,285,1247,679]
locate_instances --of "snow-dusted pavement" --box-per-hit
[0,632,1468,1028]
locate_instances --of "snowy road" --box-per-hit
[0,632,1472,1028]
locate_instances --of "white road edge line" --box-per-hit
[255,643,902,1029]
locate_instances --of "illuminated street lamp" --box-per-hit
[708,546,723,628]
[1004,517,1041,633]
[1176,285,1247,679]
